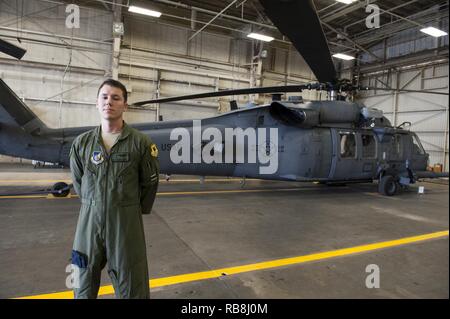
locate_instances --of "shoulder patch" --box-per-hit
[91,151,104,165]
[150,143,158,158]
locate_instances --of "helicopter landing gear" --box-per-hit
[51,182,70,197]
[378,175,399,196]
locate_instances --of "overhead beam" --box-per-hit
[152,0,278,31]
[348,47,449,74]
[343,0,420,32]
[352,5,448,44]
[321,21,382,62]
[321,0,373,23]
[188,0,239,42]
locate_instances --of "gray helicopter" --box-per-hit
[0,0,448,197]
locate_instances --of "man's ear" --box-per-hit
[124,102,128,111]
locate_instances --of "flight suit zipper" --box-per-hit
[99,142,109,239]
[102,157,109,239]
[102,139,121,239]
[95,129,111,239]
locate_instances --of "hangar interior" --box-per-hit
[0,0,448,169]
[0,0,448,300]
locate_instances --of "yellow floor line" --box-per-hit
[0,188,307,199]
[156,188,302,196]
[0,178,262,185]
[15,230,449,299]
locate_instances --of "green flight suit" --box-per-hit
[69,122,159,299]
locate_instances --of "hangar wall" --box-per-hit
[0,1,112,131]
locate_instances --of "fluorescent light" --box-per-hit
[420,27,448,37]
[335,0,356,4]
[332,53,355,61]
[247,33,274,42]
[128,6,161,17]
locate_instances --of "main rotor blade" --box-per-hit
[132,84,318,106]
[259,0,336,83]
[0,38,26,60]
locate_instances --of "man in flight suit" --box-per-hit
[69,79,159,299]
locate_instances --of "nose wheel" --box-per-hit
[378,175,399,196]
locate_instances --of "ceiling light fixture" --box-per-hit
[335,0,356,4]
[128,6,162,18]
[247,33,274,42]
[332,53,355,60]
[420,27,448,38]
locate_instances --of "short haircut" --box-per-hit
[97,79,128,102]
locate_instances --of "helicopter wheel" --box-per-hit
[51,182,70,197]
[378,175,398,196]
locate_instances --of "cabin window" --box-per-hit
[362,134,376,158]
[339,132,356,158]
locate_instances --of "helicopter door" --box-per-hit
[359,132,378,179]
[311,128,332,178]
[330,130,359,180]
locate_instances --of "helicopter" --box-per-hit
[0,0,448,197]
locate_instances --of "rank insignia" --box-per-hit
[91,151,104,165]
[150,144,158,158]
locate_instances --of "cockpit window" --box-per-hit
[412,134,426,155]
[390,134,404,158]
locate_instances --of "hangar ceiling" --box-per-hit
[72,0,449,68]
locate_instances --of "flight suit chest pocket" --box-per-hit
[81,162,99,199]
[113,153,139,205]
[113,152,134,177]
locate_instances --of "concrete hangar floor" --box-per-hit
[0,163,448,299]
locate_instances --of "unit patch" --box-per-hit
[150,144,158,158]
[91,151,104,165]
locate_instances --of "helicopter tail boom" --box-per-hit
[0,79,48,135]
[0,79,63,164]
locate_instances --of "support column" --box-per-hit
[392,71,400,126]
[156,70,161,122]
[249,41,263,103]
[444,87,449,171]
[112,1,123,80]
